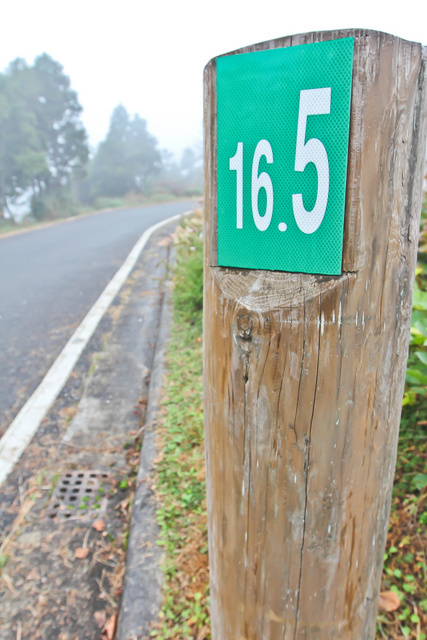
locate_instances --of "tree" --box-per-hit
[0,60,46,220]
[31,54,88,189]
[89,105,161,200]
[179,143,203,195]
[154,149,186,197]
[0,53,89,220]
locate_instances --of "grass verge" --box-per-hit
[150,211,209,639]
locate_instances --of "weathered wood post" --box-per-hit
[203,30,427,639]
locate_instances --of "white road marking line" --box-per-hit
[0,210,192,487]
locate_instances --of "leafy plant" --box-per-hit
[171,215,203,331]
[377,195,427,638]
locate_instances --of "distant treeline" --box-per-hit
[0,54,202,222]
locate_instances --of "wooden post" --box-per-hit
[203,30,427,639]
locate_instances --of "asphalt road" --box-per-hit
[0,200,194,435]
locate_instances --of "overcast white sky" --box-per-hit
[0,1,426,160]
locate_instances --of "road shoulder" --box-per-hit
[0,220,180,640]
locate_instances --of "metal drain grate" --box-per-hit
[48,470,109,521]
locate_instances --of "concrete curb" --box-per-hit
[116,243,177,639]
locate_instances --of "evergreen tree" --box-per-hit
[90,105,161,199]
[31,54,88,190]
[0,54,88,219]
[179,143,203,194]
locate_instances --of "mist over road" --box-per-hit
[0,200,194,434]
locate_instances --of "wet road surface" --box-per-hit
[0,200,194,434]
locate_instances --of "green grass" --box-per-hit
[150,212,209,640]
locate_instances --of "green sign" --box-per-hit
[216,37,354,275]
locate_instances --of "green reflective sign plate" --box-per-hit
[216,37,354,275]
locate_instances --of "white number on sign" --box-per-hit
[292,87,331,234]
[229,141,274,231]
[252,140,274,231]
[229,142,243,228]
[229,88,331,233]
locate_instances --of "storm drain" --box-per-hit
[48,470,109,521]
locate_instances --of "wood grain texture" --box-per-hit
[204,30,427,640]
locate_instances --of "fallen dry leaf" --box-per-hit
[93,519,106,532]
[378,590,400,612]
[157,237,171,247]
[102,614,116,640]
[74,547,90,559]
[94,610,107,628]
[59,406,77,422]
[26,568,40,581]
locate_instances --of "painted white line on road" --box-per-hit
[0,210,192,487]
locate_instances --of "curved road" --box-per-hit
[0,200,194,435]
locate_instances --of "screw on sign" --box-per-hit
[204,30,427,640]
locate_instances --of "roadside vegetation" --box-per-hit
[152,198,426,639]
[377,196,427,639]
[150,211,209,639]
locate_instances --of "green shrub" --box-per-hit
[172,215,203,330]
